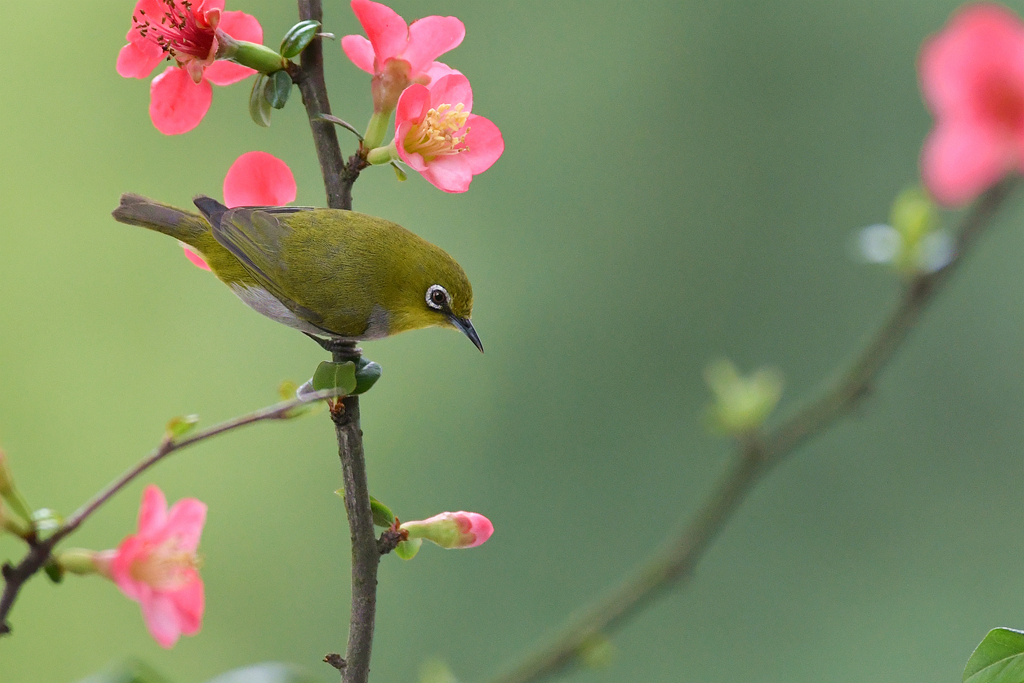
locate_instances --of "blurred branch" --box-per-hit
[0,390,340,636]
[486,177,1019,683]
[293,3,378,683]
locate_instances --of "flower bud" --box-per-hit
[400,511,494,549]
[704,359,783,435]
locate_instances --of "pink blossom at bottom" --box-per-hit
[920,3,1024,205]
[94,485,207,648]
[400,511,494,549]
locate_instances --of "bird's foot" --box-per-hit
[304,333,362,361]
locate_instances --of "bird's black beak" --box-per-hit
[450,316,484,353]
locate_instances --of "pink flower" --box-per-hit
[94,485,207,648]
[117,0,262,135]
[400,511,494,549]
[181,151,296,270]
[393,74,504,193]
[341,0,465,112]
[920,3,1024,206]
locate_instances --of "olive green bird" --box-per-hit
[112,194,483,351]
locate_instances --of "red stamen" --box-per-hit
[134,0,215,60]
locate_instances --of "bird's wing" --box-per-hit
[210,208,327,327]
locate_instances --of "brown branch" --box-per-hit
[293,0,367,212]
[486,178,1019,683]
[0,390,339,636]
[292,3,378,682]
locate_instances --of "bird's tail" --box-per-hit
[112,193,210,245]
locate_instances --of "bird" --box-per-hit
[112,194,483,352]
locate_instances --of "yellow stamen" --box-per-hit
[404,103,471,161]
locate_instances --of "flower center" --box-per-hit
[134,0,217,61]
[129,537,199,590]
[404,103,470,161]
[979,73,1024,132]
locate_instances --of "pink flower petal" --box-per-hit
[140,591,186,648]
[351,0,409,63]
[461,512,494,547]
[198,0,226,12]
[218,10,263,43]
[117,40,164,79]
[204,60,256,86]
[168,575,204,635]
[422,61,461,84]
[404,15,465,75]
[420,154,473,193]
[165,498,208,552]
[430,74,473,113]
[181,244,211,270]
[223,151,297,207]
[395,83,432,125]
[342,34,377,73]
[149,66,213,135]
[921,121,1010,206]
[137,485,169,537]
[463,114,505,174]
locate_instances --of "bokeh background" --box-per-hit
[1,1,1022,681]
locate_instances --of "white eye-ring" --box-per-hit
[426,284,450,310]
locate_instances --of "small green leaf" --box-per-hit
[44,561,64,584]
[391,162,407,182]
[263,70,292,109]
[204,663,321,683]
[352,357,383,395]
[311,361,357,395]
[395,537,422,560]
[280,20,321,58]
[419,660,458,683]
[964,628,1024,683]
[249,74,272,127]
[577,633,616,669]
[165,414,199,440]
[369,496,395,527]
[278,380,299,401]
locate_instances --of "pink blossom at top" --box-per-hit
[341,0,465,111]
[94,485,206,649]
[117,0,262,135]
[400,511,494,549]
[394,74,504,193]
[181,151,296,270]
[920,3,1024,206]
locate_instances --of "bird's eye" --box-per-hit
[426,284,450,310]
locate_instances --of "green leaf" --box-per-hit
[44,561,64,584]
[369,496,395,527]
[249,74,271,127]
[395,537,422,560]
[204,663,320,683]
[352,357,383,395]
[964,628,1024,683]
[263,71,291,109]
[280,20,321,58]
[165,414,199,440]
[311,361,356,395]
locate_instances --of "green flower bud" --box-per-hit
[400,511,494,549]
[704,359,783,435]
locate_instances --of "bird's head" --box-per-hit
[388,242,482,352]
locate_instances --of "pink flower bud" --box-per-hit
[95,485,207,648]
[400,511,493,549]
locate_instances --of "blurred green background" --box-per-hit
[1,0,1022,681]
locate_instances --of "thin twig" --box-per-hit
[0,390,339,636]
[486,178,1018,683]
[294,3,379,682]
